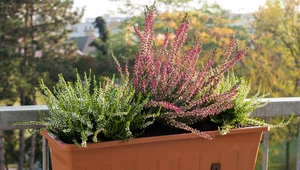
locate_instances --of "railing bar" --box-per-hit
[262,117,270,170]
[47,140,50,170]
[296,119,300,170]
[42,137,49,170]
[42,137,46,170]
[0,130,4,170]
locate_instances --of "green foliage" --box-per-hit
[0,0,84,105]
[91,16,109,55]
[16,71,158,147]
[211,72,292,135]
[3,130,18,165]
[0,49,20,105]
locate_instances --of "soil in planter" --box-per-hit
[137,118,220,138]
[51,118,221,144]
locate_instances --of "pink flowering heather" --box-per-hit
[119,5,246,139]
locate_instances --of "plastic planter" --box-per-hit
[41,126,269,170]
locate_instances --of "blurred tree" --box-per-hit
[153,5,248,58]
[90,16,109,55]
[74,55,97,75]
[249,0,300,169]
[0,50,20,105]
[88,15,124,78]
[24,134,43,170]
[0,0,83,169]
[234,32,291,96]
[252,0,300,96]
[3,130,18,170]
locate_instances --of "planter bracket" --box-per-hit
[211,163,221,170]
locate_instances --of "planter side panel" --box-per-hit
[45,130,263,170]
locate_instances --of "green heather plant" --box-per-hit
[210,73,292,135]
[16,71,158,147]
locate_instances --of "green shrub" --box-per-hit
[210,72,292,135]
[17,71,158,147]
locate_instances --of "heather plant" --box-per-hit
[118,5,247,139]
[16,71,158,147]
[210,73,293,135]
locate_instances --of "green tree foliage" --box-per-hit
[0,1,23,105]
[90,16,109,55]
[89,16,133,79]
[0,0,83,106]
[0,0,83,169]
[89,16,116,78]
[0,50,20,105]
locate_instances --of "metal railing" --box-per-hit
[0,97,299,170]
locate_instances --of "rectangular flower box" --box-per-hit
[41,126,269,170]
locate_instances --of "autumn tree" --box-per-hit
[253,0,300,96]
[154,4,248,56]
[248,0,300,169]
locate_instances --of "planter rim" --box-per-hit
[41,126,269,152]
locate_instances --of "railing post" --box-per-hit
[42,137,49,170]
[0,130,4,170]
[296,118,300,170]
[262,117,270,170]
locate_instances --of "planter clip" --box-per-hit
[211,163,221,170]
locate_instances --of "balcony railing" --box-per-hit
[0,97,299,170]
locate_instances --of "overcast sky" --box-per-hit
[73,0,266,19]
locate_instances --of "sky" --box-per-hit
[73,0,267,20]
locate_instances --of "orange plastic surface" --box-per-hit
[41,126,269,170]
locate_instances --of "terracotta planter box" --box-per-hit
[41,126,269,170]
